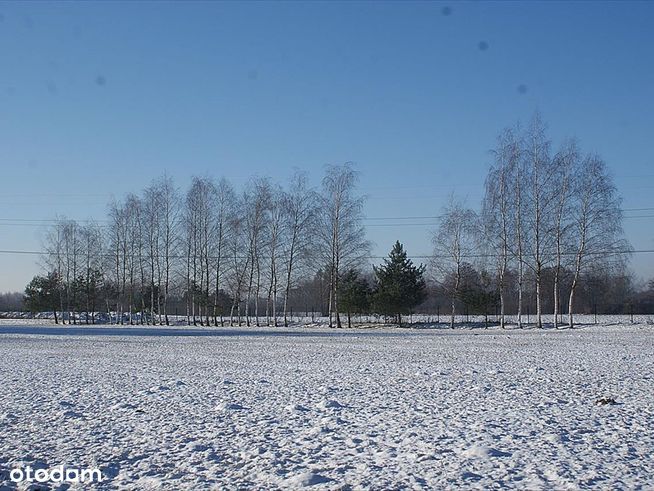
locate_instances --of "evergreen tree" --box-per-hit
[459,266,498,327]
[24,272,63,324]
[372,241,426,326]
[338,269,371,328]
[83,268,104,324]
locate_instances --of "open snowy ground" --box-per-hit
[1,324,653,489]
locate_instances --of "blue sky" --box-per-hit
[1,1,653,292]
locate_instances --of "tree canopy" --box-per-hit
[24,272,62,324]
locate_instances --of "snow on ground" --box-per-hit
[2,313,653,327]
[1,323,653,489]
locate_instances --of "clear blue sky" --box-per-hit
[1,1,653,292]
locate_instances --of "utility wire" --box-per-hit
[0,207,653,226]
[0,249,652,260]
[2,217,654,228]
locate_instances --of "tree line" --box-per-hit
[23,116,637,327]
[433,115,629,328]
[26,165,377,327]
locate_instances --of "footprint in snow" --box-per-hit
[462,444,511,459]
[110,402,138,411]
[149,385,170,392]
[0,412,17,422]
[545,433,565,444]
[461,471,483,481]
[345,437,364,447]
[285,403,310,412]
[101,463,121,479]
[22,459,49,471]
[186,442,210,452]
[317,399,344,410]
[216,402,248,411]
[285,471,333,487]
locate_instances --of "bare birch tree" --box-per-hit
[185,177,216,326]
[432,197,478,329]
[78,221,104,324]
[482,129,520,328]
[523,115,557,328]
[42,217,66,323]
[567,155,627,327]
[265,184,284,326]
[107,200,125,324]
[282,171,318,326]
[319,163,370,328]
[156,175,180,325]
[227,197,249,326]
[243,178,271,327]
[57,218,82,324]
[211,178,235,326]
[142,183,161,324]
[123,194,143,325]
[551,140,577,327]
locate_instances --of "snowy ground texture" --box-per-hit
[1,323,653,490]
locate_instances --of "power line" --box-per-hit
[0,194,112,197]
[365,223,440,227]
[0,207,653,226]
[363,207,654,220]
[0,218,109,223]
[2,216,654,228]
[0,248,652,260]
[364,216,442,221]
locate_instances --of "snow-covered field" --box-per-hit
[1,324,653,489]
[2,312,653,327]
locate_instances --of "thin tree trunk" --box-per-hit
[536,264,543,328]
[568,242,585,328]
[553,265,560,328]
[567,283,577,329]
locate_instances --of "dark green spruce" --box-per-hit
[372,241,426,327]
[24,271,63,324]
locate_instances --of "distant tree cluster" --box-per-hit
[338,241,426,327]
[0,292,24,312]
[25,165,374,326]
[22,116,638,328]
[433,115,630,328]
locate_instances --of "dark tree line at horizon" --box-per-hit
[15,116,650,327]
